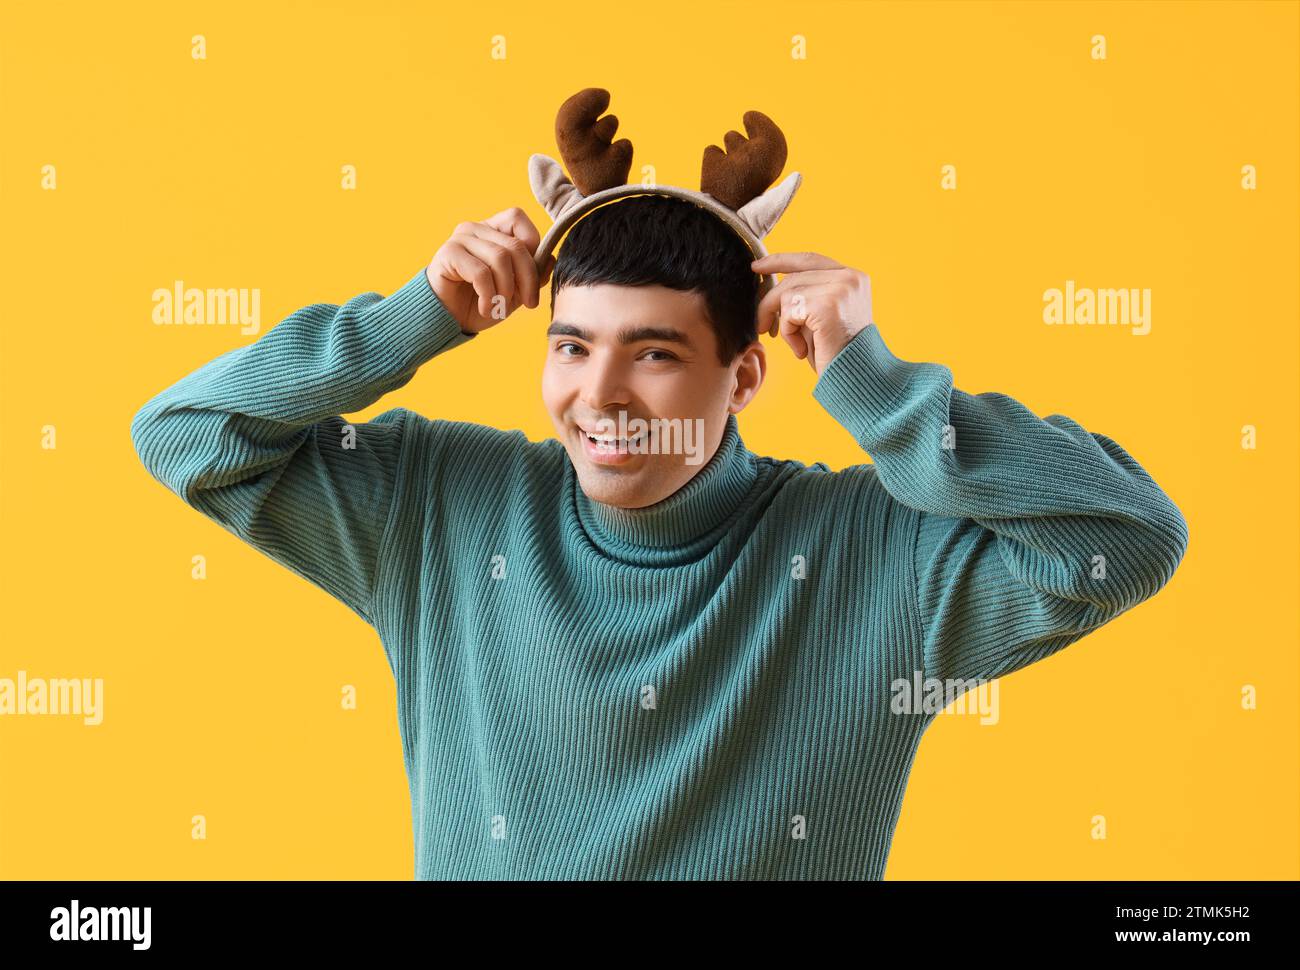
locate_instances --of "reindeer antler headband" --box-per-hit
[529,88,802,337]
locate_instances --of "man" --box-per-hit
[130,196,1188,880]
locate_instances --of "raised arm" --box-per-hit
[130,207,556,629]
[811,322,1189,685]
[129,267,475,626]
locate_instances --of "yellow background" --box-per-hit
[1,0,1295,879]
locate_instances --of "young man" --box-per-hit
[130,196,1188,880]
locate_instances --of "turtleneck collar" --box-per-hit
[570,414,760,566]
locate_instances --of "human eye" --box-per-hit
[555,341,587,357]
[640,348,679,363]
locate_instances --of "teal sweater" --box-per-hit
[130,267,1188,880]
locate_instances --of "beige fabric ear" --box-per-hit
[735,171,802,240]
[529,154,588,223]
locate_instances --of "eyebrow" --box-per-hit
[546,321,696,351]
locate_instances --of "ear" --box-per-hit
[728,340,766,415]
[529,153,588,222]
[735,171,802,239]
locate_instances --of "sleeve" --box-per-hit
[129,267,475,627]
[811,323,1189,686]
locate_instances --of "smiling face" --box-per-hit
[543,283,765,509]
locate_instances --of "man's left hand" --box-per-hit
[752,252,874,377]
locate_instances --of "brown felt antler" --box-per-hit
[700,111,788,211]
[530,88,803,325]
[555,88,633,197]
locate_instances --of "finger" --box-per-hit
[783,286,824,372]
[482,206,543,252]
[783,285,817,326]
[756,272,829,337]
[755,281,787,338]
[463,222,537,310]
[751,252,843,276]
[779,307,808,359]
[446,243,498,321]
[481,208,543,306]
[759,268,852,303]
[778,289,811,359]
[767,268,849,289]
[459,232,518,318]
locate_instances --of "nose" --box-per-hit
[578,350,631,414]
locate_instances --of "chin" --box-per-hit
[575,469,655,509]
[560,432,676,509]
[570,454,664,508]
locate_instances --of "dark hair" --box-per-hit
[549,194,759,365]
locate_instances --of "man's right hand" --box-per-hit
[426,207,557,334]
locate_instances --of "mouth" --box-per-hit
[577,424,648,466]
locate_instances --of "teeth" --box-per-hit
[586,432,644,446]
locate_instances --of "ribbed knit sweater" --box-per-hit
[130,267,1189,880]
